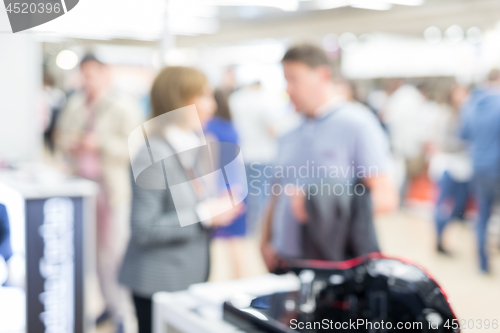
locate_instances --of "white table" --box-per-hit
[153,291,244,333]
[0,287,25,333]
[152,273,300,333]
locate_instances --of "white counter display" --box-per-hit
[0,164,98,333]
[152,273,300,333]
[0,286,25,333]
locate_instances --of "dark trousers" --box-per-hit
[435,171,471,243]
[473,173,500,272]
[133,294,152,333]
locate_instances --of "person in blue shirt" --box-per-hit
[260,45,399,271]
[461,69,500,273]
[205,89,248,278]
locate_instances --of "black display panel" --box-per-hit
[25,197,84,333]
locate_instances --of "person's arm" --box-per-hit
[130,179,241,247]
[354,112,399,215]
[363,175,399,215]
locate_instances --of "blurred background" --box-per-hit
[1,0,500,332]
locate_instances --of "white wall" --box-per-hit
[0,34,42,163]
[341,34,479,79]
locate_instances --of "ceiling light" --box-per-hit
[168,15,219,35]
[202,0,299,11]
[358,33,373,42]
[466,27,482,44]
[384,0,424,5]
[339,32,358,50]
[56,50,79,70]
[317,0,396,10]
[445,25,464,43]
[350,0,392,10]
[316,0,349,9]
[168,1,219,18]
[424,26,441,44]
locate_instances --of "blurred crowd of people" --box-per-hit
[376,70,500,275]
[23,43,500,333]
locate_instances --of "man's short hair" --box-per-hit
[80,53,103,67]
[282,44,330,68]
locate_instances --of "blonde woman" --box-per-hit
[119,67,242,333]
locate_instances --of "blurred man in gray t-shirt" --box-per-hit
[260,45,399,271]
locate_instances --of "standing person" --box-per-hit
[220,66,239,96]
[205,89,247,279]
[260,44,399,272]
[384,83,428,204]
[461,69,500,273]
[42,71,66,153]
[229,82,281,234]
[55,54,142,333]
[428,84,472,255]
[119,67,243,333]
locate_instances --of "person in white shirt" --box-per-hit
[428,84,472,255]
[229,82,286,234]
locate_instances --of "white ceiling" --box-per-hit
[11,0,496,44]
[177,0,500,46]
